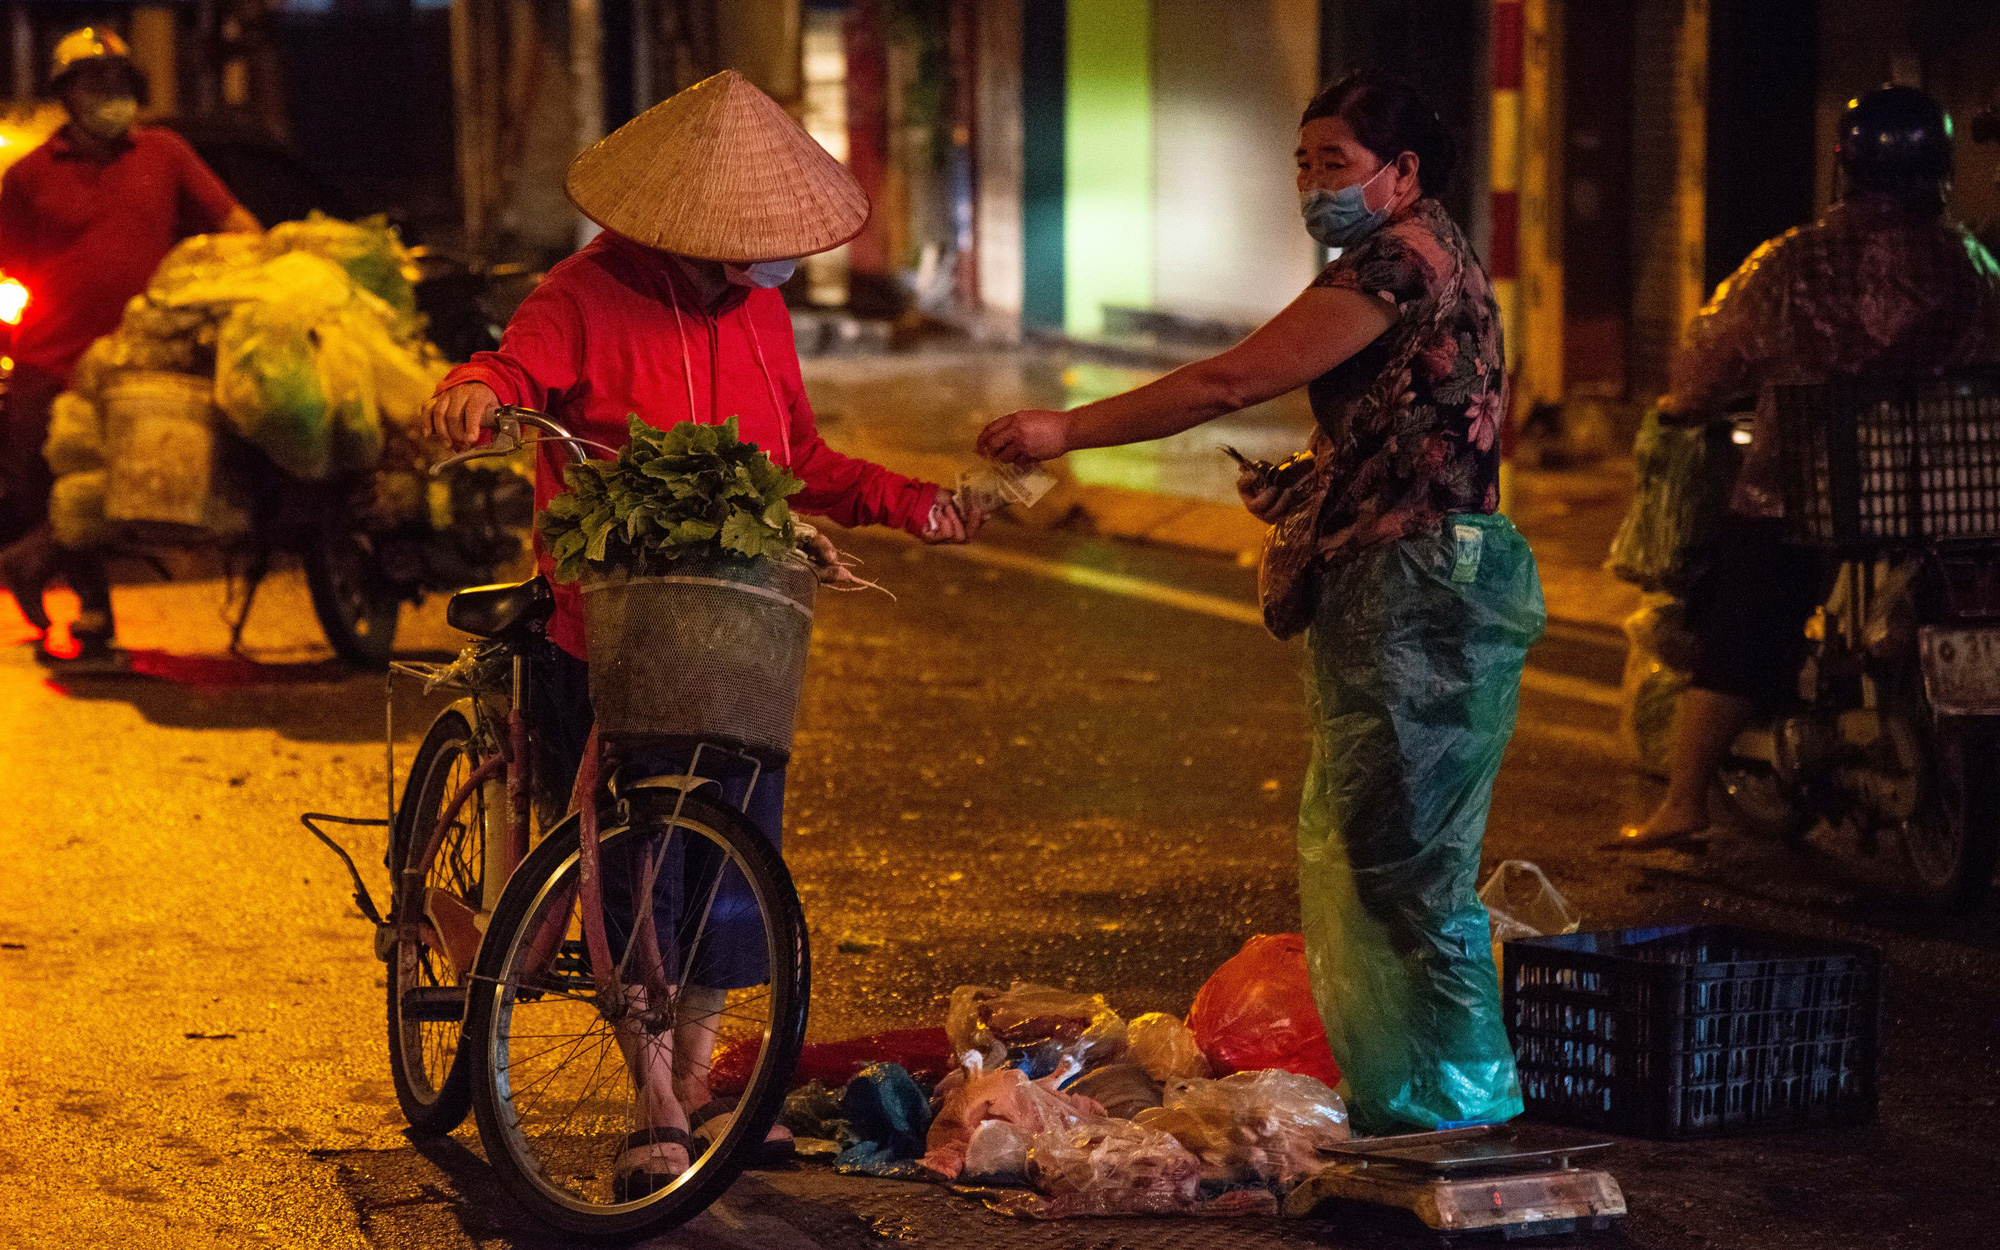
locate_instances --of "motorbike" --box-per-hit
[1714,367,2000,909]
[0,262,535,669]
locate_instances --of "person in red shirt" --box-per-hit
[0,27,258,663]
[424,70,974,1196]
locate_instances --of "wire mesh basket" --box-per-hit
[582,553,817,764]
[1775,367,2000,552]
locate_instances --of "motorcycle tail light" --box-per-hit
[0,278,26,325]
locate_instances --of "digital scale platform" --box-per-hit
[1285,1124,1626,1240]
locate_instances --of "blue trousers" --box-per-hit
[537,641,784,990]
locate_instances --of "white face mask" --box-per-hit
[75,96,137,141]
[723,259,798,289]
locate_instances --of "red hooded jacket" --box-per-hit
[440,232,938,658]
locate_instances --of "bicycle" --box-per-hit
[305,407,810,1238]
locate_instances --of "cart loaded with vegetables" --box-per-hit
[42,213,530,665]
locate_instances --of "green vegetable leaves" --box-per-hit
[536,415,803,582]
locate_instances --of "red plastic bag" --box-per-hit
[1186,934,1340,1089]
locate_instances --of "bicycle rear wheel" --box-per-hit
[464,784,809,1238]
[386,707,487,1136]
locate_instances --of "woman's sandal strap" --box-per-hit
[621,1126,694,1152]
[686,1098,738,1132]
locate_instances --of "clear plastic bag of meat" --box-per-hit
[1134,1069,1351,1188]
[921,1052,1106,1180]
[945,982,1127,1077]
[983,1114,1282,1219]
[1022,1116,1200,1215]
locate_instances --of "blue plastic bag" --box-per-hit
[833,1063,933,1178]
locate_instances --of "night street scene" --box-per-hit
[5,0,2000,1247]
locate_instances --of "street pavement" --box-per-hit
[2,372,1996,1246]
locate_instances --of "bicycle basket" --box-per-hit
[1775,367,2000,552]
[581,551,816,764]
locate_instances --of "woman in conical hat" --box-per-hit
[424,71,976,1195]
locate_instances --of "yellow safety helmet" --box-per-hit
[49,27,146,99]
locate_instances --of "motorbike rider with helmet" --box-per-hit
[0,27,259,666]
[1617,85,2000,850]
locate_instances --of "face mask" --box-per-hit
[75,96,137,141]
[1301,161,1398,250]
[723,259,798,289]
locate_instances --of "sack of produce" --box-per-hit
[1619,597,1693,778]
[266,212,417,312]
[313,309,385,474]
[153,247,354,315]
[69,331,200,402]
[1606,408,1743,594]
[43,393,103,475]
[214,301,331,479]
[48,470,111,549]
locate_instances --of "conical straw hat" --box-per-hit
[566,70,870,263]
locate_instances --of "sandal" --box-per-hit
[689,1096,795,1167]
[1601,823,1710,853]
[612,1126,692,1203]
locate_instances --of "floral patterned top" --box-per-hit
[1305,197,1504,561]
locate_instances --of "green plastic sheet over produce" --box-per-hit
[1606,407,1743,594]
[1297,513,1545,1135]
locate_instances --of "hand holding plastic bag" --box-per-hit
[1187,935,1340,1089]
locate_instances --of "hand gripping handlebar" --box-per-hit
[429,405,619,475]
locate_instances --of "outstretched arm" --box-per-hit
[978,285,1395,463]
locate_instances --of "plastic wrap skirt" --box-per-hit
[1297,514,1545,1134]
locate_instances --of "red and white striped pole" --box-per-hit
[1491,0,1524,511]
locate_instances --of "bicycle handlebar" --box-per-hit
[428,405,619,476]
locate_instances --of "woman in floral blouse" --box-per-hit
[979,71,1544,1133]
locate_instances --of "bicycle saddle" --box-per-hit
[447,576,554,640]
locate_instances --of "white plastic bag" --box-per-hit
[1480,860,1580,974]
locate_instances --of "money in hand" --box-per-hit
[958,462,1057,514]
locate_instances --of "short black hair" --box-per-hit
[1301,70,1458,197]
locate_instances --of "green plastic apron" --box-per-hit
[1297,513,1545,1134]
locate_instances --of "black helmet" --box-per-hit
[1837,86,1953,202]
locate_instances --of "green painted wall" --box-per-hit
[1063,0,1153,337]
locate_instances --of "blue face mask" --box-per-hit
[1301,162,1398,250]
[723,258,799,289]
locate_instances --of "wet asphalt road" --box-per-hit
[2,520,1996,1250]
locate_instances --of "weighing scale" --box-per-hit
[1284,1124,1626,1240]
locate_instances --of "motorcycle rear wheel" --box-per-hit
[1902,717,2000,909]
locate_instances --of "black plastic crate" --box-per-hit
[1775,368,2000,552]
[1501,924,1882,1139]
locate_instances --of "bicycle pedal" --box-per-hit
[401,985,468,1022]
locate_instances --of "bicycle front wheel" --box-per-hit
[464,784,809,1238]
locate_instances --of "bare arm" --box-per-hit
[977,285,1397,462]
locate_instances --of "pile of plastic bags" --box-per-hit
[775,941,1356,1220]
[44,214,456,547]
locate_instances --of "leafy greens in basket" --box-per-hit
[537,415,804,583]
